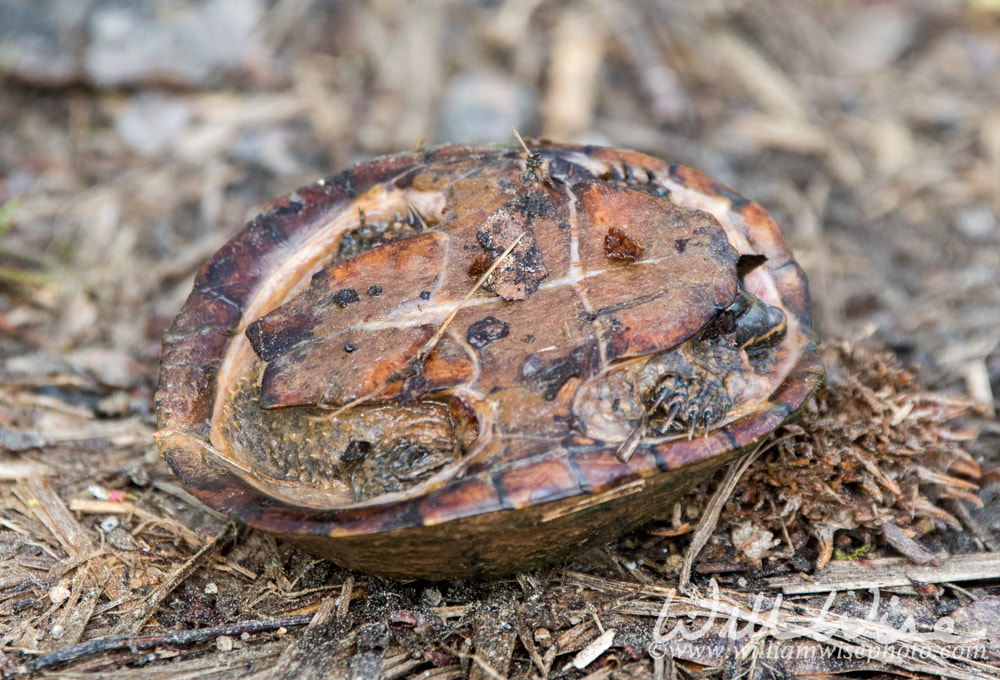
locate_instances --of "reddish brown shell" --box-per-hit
[155,141,823,579]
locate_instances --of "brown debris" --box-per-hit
[475,206,549,301]
[108,523,238,638]
[603,226,644,262]
[468,598,517,680]
[717,339,984,570]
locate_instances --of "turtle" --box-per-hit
[155,140,823,579]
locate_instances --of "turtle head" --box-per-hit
[700,287,787,356]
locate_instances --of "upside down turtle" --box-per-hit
[155,141,822,579]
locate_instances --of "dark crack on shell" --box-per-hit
[521,342,601,400]
[467,316,510,349]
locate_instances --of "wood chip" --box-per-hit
[767,553,1000,594]
[570,628,615,670]
[336,576,353,620]
[18,477,94,558]
[0,460,54,478]
[109,523,238,637]
[543,9,603,138]
[469,610,516,680]
[882,523,942,566]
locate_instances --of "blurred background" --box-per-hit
[1,0,997,412]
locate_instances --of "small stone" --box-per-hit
[957,205,996,241]
[216,635,233,652]
[204,582,218,595]
[49,585,71,605]
[436,70,536,143]
[421,587,443,607]
[106,527,139,551]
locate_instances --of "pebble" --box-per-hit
[115,94,192,155]
[436,70,536,143]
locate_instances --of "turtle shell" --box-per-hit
[155,141,822,579]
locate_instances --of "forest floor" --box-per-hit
[1,2,999,678]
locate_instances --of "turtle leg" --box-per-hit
[641,340,742,437]
[647,372,732,437]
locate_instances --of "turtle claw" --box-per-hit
[661,401,681,432]
[700,408,716,438]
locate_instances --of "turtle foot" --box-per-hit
[647,373,732,438]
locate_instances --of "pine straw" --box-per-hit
[716,338,985,571]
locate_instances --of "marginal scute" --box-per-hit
[496,457,581,508]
